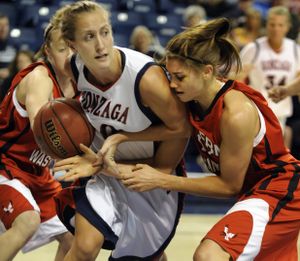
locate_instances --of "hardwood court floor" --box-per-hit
[15,214,300,260]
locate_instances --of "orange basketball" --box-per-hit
[33,98,94,159]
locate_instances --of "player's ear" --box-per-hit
[67,41,76,52]
[202,64,213,79]
[44,45,50,57]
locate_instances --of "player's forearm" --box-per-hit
[112,124,191,145]
[159,174,239,198]
[116,139,187,175]
[117,158,154,166]
[285,77,300,96]
[152,138,188,174]
[115,139,188,174]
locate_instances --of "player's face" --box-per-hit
[69,10,114,70]
[16,52,33,71]
[0,17,9,40]
[166,58,204,103]
[267,14,290,42]
[47,29,72,76]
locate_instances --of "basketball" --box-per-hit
[33,98,95,159]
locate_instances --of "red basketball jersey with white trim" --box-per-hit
[190,80,300,194]
[0,62,66,180]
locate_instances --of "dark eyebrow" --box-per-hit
[171,72,185,77]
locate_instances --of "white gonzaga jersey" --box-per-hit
[71,47,159,160]
[240,36,300,118]
[69,48,183,259]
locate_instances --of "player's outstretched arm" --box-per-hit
[21,66,54,128]
[268,75,300,103]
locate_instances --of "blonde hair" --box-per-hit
[60,0,109,42]
[267,6,291,24]
[163,18,241,76]
[183,5,207,27]
[130,26,153,46]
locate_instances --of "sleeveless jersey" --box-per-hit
[0,62,69,178]
[71,47,161,160]
[240,36,300,118]
[190,80,300,195]
[67,48,184,259]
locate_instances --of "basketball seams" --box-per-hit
[51,101,82,156]
[56,99,94,146]
[39,107,60,158]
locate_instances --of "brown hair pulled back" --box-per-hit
[164,18,241,76]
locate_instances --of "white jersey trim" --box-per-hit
[0,175,68,253]
[253,104,266,147]
[226,198,270,261]
[0,175,39,212]
[12,89,28,118]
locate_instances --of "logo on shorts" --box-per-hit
[3,201,14,214]
[222,225,236,241]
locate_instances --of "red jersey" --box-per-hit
[0,62,77,182]
[190,80,300,195]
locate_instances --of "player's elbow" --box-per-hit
[171,119,192,138]
[227,188,240,198]
[225,183,242,197]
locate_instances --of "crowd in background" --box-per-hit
[1,0,300,163]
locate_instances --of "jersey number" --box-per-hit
[266,75,286,90]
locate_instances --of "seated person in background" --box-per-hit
[129,25,165,59]
[0,13,17,85]
[0,50,35,102]
[230,8,265,50]
[182,4,207,28]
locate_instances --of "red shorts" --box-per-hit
[204,173,300,261]
[0,164,61,228]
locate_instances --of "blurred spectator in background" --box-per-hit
[182,5,207,28]
[272,0,300,40]
[0,13,17,85]
[231,8,265,50]
[223,0,254,28]
[238,6,300,149]
[198,0,236,19]
[0,50,35,102]
[129,25,165,60]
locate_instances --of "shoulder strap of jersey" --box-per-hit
[251,40,260,64]
[70,54,79,83]
[293,40,298,61]
[161,65,171,82]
